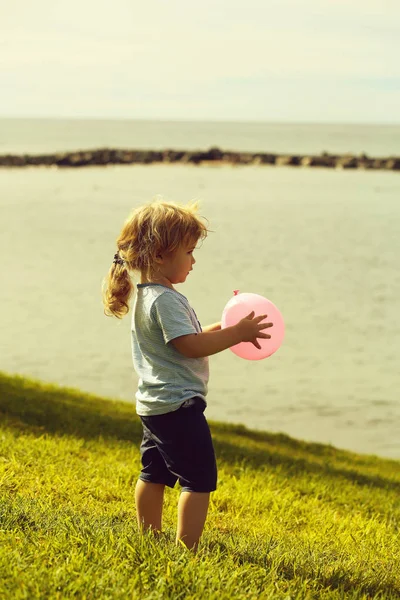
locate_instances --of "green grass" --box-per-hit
[0,371,399,599]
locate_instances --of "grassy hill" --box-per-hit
[0,371,399,599]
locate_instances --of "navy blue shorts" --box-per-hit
[138,397,217,493]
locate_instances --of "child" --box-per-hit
[102,199,272,551]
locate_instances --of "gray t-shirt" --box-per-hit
[131,283,209,416]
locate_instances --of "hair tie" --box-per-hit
[113,252,125,266]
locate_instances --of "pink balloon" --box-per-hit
[221,290,285,360]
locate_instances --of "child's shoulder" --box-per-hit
[137,284,189,309]
[154,286,190,309]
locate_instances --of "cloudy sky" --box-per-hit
[1,0,399,123]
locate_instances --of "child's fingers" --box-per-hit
[255,314,268,322]
[258,333,271,339]
[259,322,273,329]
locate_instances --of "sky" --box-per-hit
[1,0,399,123]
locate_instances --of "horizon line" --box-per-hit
[1,115,399,127]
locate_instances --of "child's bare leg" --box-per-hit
[176,491,210,551]
[135,479,165,533]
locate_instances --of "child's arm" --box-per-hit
[202,322,221,333]
[171,313,272,358]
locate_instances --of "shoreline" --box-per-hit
[2,369,400,462]
[1,146,399,171]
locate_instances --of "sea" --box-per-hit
[1,118,399,460]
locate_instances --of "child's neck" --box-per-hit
[139,275,174,290]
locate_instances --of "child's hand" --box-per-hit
[236,312,273,350]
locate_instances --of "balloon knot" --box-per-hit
[233,289,240,296]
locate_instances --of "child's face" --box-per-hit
[159,241,197,285]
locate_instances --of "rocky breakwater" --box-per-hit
[0,147,399,171]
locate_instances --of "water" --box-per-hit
[1,118,400,157]
[1,119,399,459]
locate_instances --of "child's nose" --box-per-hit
[192,256,196,265]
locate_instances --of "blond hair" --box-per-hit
[102,198,209,319]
